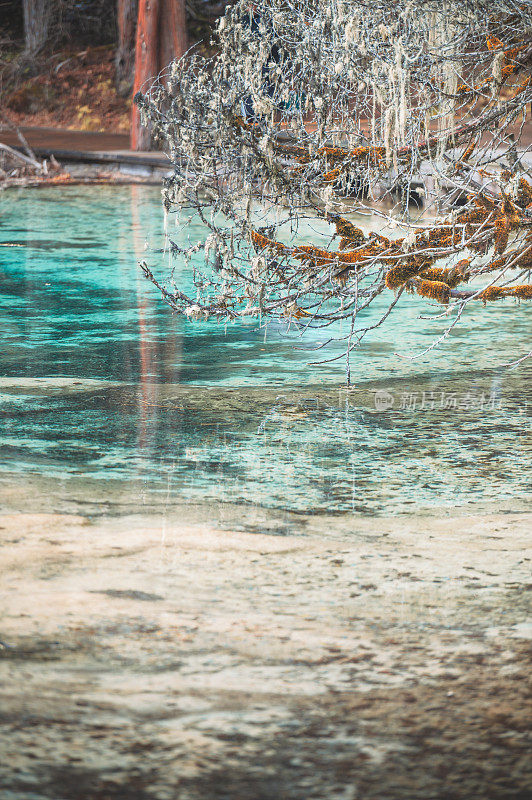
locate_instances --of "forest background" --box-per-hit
[0,1,225,146]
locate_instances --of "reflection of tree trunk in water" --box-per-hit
[22,0,51,57]
[116,0,138,97]
[130,184,158,451]
[131,0,187,150]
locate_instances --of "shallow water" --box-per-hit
[0,185,530,515]
[1,186,531,800]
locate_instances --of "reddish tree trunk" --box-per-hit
[131,0,187,151]
[158,0,187,73]
[131,0,160,151]
[116,0,138,96]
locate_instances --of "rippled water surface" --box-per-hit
[1,185,530,514]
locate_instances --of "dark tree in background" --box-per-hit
[15,1,118,63]
[116,0,138,96]
[22,0,52,56]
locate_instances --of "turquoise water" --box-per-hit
[0,185,530,514]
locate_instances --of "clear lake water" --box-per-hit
[0,184,530,516]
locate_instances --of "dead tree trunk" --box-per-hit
[22,0,52,57]
[131,0,187,151]
[116,0,138,96]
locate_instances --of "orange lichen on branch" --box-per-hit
[411,277,532,304]
[456,139,476,167]
[425,227,463,248]
[491,192,521,253]
[481,254,508,273]
[329,215,366,249]
[385,258,431,290]
[273,142,311,162]
[318,146,349,162]
[318,145,387,182]
[316,145,385,163]
[322,168,341,183]
[277,143,391,185]
[479,286,509,301]
[336,249,371,265]
[284,303,308,319]
[515,178,532,208]
[486,35,504,50]
[460,209,490,230]
[456,39,528,98]
[349,146,387,166]
[456,189,525,255]
[292,244,337,266]
[233,115,255,131]
[501,190,520,225]
[413,278,451,304]
[250,230,288,254]
[252,227,375,271]
[494,217,511,254]
[421,258,471,288]
[512,75,532,98]
[513,285,532,300]
[294,244,372,267]
[478,284,532,302]
[499,46,525,80]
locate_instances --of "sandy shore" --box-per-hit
[0,508,531,799]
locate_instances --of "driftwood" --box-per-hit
[0,113,70,188]
[0,142,44,172]
[0,112,39,163]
